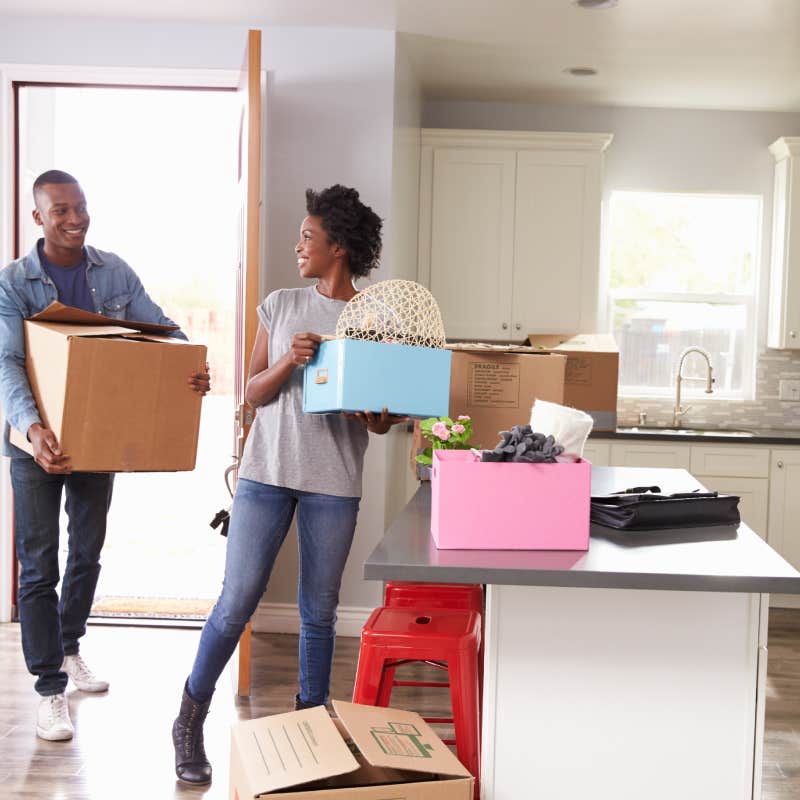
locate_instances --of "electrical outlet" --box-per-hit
[779,379,800,402]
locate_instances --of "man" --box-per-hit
[0,170,210,741]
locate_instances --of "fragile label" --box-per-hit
[467,361,520,408]
[565,356,592,386]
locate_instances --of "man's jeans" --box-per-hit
[188,479,360,706]
[11,456,114,696]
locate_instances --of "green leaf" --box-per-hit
[415,448,433,465]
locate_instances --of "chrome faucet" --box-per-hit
[673,347,714,427]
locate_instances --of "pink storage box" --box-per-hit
[430,449,591,550]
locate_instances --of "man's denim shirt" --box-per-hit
[0,240,187,457]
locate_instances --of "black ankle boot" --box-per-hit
[294,693,323,710]
[172,682,212,784]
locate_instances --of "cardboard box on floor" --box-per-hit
[229,700,473,800]
[525,334,619,431]
[9,302,206,472]
[447,344,567,450]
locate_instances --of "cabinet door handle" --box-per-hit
[777,460,784,469]
[515,323,521,331]
[502,322,508,330]
[790,331,797,339]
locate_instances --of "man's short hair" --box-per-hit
[33,170,79,202]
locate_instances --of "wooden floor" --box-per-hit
[0,609,798,799]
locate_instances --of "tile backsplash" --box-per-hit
[617,348,800,430]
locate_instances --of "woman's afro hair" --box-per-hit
[305,185,382,278]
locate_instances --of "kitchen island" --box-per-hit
[364,467,800,800]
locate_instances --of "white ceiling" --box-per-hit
[2,0,799,111]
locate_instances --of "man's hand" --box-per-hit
[290,333,323,366]
[189,362,211,396]
[27,423,71,474]
[342,408,410,435]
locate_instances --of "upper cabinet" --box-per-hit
[768,137,800,350]
[418,129,612,341]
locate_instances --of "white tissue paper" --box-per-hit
[529,399,594,458]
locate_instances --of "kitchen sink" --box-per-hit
[617,426,755,438]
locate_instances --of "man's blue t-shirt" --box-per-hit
[38,241,94,312]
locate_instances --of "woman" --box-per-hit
[172,185,406,784]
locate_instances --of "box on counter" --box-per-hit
[9,302,206,473]
[447,344,567,450]
[525,333,619,431]
[431,449,591,550]
[229,700,473,800]
[303,338,452,419]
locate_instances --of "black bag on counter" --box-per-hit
[590,486,741,531]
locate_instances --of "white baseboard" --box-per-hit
[251,602,372,638]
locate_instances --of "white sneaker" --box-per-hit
[62,654,109,693]
[36,693,74,741]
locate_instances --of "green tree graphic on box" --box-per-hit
[370,722,435,758]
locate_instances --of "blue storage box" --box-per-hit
[303,338,452,418]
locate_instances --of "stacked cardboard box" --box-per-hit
[525,333,619,431]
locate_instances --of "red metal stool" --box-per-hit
[352,606,482,790]
[382,582,485,706]
[383,581,483,613]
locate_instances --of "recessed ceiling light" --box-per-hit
[575,0,619,9]
[564,67,598,77]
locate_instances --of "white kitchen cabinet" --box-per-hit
[583,440,610,466]
[422,146,516,342]
[696,476,769,539]
[767,137,800,349]
[689,445,770,537]
[609,441,692,470]
[768,449,800,608]
[690,444,770,479]
[418,129,612,341]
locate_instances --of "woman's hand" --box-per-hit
[342,408,410,435]
[290,332,323,366]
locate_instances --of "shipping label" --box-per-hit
[467,361,520,408]
[370,721,434,758]
[565,356,592,386]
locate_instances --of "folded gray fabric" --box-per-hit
[481,425,564,463]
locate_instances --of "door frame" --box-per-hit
[0,62,268,623]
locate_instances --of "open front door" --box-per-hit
[230,28,263,698]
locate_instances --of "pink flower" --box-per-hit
[451,424,466,434]
[432,421,451,441]
[457,415,471,421]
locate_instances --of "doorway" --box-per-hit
[15,83,240,619]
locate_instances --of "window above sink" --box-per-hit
[605,191,761,402]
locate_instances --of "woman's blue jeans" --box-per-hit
[187,479,360,706]
[11,456,114,696]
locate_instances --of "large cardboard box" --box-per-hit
[431,449,591,550]
[447,344,567,450]
[525,333,619,431]
[9,302,206,472]
[229,700,473,800]
[303,338,452,419]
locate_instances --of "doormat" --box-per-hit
[91,596,215,619]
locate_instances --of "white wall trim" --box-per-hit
[252,602,371,638]
[0,62,238,88]
[421,128,613,152]
[0,61,239,623]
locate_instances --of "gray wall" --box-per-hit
[424,100,800,428]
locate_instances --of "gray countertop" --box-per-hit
[364,466,800,594]
[591,427,800,445]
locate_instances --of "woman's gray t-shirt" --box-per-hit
[238,286,369,498]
